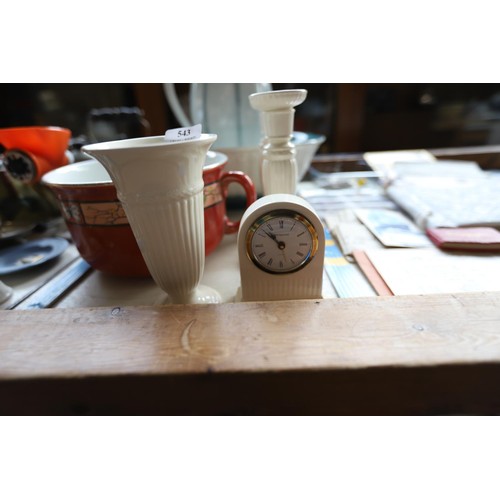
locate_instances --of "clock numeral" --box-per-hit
[279,220,284,229]
[267,224,273,231]
[297,231,305,237]
[296,251,304,257]
[267,258,273,266]
[279,261,283,268]
[255,244,264,248]
[299,243,308,246]
[258,251,266,258]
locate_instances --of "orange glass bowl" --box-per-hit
[0,126,71,183]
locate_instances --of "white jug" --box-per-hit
[164,83,272,148]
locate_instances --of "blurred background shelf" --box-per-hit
[3,83,500,154]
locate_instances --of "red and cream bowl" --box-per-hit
[42,159,149,277]
[42,152,249,277]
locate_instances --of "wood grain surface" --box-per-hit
[2,292,500,415]
[2,292,500,378]
[2,292,500,414]
[3,292,500,379]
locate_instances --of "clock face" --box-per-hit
[246,210,319,274]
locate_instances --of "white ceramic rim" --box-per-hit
[204,151,228,171]
[81,134,217,154]
[42,159,113,187]
[42,151,229,188]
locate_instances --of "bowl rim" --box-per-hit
[0,125,71,134]
[42,151,229,188]
[300,132,326,144]
[204,150,228,171]
[41,159,113,188]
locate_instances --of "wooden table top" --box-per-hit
[2,290,500,415]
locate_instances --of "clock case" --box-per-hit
[237,194,325,301]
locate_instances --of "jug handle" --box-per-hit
[163,83,192,128]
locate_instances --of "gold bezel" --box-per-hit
[246,209,319,274]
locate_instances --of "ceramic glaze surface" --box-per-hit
[42,160,150,277]
[43,159,113,185]
[203,162,256,255]
[44,153,242,265]
[218,132,325,196]
[82,135,221,303]
[237,194,325,301]
[83,136,214,204]
[249,90,308,196]
[126,193,204,300]
[248,90,307,112]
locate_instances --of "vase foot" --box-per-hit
[189,285,222,304]
[160,285,222,305]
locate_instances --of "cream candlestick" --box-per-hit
[249,89,307,195]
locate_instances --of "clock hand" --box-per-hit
[264,230,286,250]
[263,229,277,242]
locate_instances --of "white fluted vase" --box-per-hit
[82,134,221,304]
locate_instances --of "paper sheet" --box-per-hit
[363,149,437,176]
[355,208,431,248]
[365,247,500,295]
